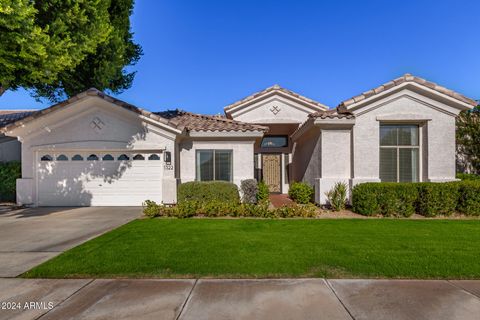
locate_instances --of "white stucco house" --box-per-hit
[0,74,476,206]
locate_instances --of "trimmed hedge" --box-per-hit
[352,183,418,217]
[458,182,480,216]
[416,182,459,217]
[352,181,480,217]
[0,161,21,202]
[178,181,240,204]
[456,173,480,181]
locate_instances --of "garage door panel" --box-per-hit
[37,152,164,206]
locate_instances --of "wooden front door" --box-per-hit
[262,154,281,193]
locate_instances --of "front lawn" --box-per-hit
[24,219,480,279]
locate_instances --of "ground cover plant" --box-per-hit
[24,219,480,279]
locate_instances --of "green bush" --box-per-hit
[416,182,460,217]
[456,173,480,181]
[0,161,21,202]
[288,181,314,204]
[325,182,348,211]
[257,181,269,202]
[178,181,240,204]
[458,181,480,216]
[351,183,380,216]
[274,203,318,218]
[142,200,177,218]
[241,179,258,204]
[352,183,419,217]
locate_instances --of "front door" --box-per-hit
[262,154,281,193]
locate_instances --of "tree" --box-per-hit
[457,104,480,174]
[31,0,142,101]
[0,0,141,101]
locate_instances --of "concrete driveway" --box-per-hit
[0,207,141,277]
[0,279,479,320]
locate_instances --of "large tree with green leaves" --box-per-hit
[0,0,141,101]
[457,104,480,174]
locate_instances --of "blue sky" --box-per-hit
[0,0,478,113]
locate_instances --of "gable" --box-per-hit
[7,96,178,150]
[227,93,327,124]
[351,88,465,119]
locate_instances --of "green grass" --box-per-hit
[24,219,480,279]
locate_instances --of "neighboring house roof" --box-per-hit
[224,84,329,112]
[0,110,37,128]
[155,110,268,132]
[337,73,477,110]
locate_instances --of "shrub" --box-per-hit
[325,182,348,211]
[178,181,239,204]
[142,200,161,218]
[242,201,272,218]
[0,161,21,202]
[352,183,418,217]
[241,179,258,204]
[274,203,318,218]
[416,182,460,217]
[458,181,480,216]
[288,181,314,204]
[351,183,380,216]
[456,173,480,181]
[257,181,269,202]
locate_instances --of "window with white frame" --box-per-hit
[380,124,419,182]
[196,150,232,182]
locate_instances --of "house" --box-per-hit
[0,74,476,206]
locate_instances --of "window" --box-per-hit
[56,154,68,161]
[261,136,288,148]
[148,154,160,160]
[133,154,145,160]
[87,154,99,161]
[72,154,84,161]
[196,150,232,182]
[380,124,419,182]
[40,155,53,161]
[102,154,114,161]
[118,154,129,161]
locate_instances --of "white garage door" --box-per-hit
[37,151,163,206]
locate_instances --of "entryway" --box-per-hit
[262,154,282,193]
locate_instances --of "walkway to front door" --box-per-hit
[269,194,294,208]
[262,154,281,193]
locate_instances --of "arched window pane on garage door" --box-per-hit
[133,154,145,160]
[87,154,99,161]
[148,154,160,160]
[72,154,84,161]
[102,154,114,161]
[56,154,68,161]
[118,154,129,161]
[40,155,53,161]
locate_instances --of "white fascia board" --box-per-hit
[188,130,265,138]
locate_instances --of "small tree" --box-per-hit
[457,104,480,174]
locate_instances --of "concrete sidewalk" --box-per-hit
[0,278,479,320]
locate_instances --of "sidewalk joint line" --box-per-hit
[446,280,480,300]
[35,279,95,320]
[176,278,198,320]
[325,279,356,320]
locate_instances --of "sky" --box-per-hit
[0,0,478,114]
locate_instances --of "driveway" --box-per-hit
[0,279,479,320]
[0,207,141,277]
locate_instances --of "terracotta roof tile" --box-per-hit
[308,109,355,120]
[155,110,268,132]
[338,73,477,109]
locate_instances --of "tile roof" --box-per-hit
[338,73,477,109]
[0,110,37,128]
[224,84,329,111]
[308,109,355,119]
[155,110,268,132]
